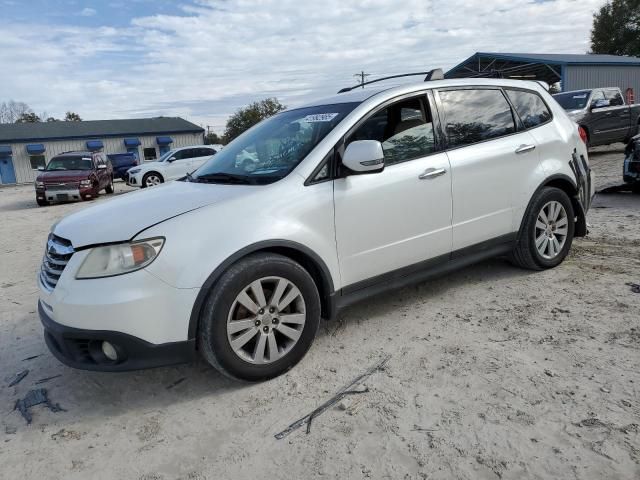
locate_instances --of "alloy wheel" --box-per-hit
[145,175,161,187]
[226,276,306,364]
[535,200,568,260]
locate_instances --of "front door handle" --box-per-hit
[515,144,536,154]
[419,167,447,180]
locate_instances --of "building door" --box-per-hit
[127,147,140,162]
[0,155,17,184]
[159,145,171,156]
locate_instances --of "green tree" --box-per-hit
[204,131,223,145]
[64,111,82,122]
[590,0,640,56]
[15,112,41,123]
[224,98,285,143]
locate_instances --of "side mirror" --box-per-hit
[97,164,107,170]
[167,156,177,162]
[343,140,385,173]
[37,166,45,171]
[591,98,610,110]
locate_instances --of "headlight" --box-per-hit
[79,179,92,187]
[76,238,164,279]
[35,181,44,188]
[128,168,141,175]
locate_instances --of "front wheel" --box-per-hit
[36,198,49,207]
[198,253,321,381]
[510,187,575,270]
[105,177,114,194]
[142,172,163,188]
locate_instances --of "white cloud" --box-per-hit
[80,7,97,17]
[0,0,604,132]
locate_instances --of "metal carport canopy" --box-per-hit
[445,52,640,85]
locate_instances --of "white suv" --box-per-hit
[38,78,593,381]
[126,145,221,188]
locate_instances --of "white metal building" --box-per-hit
[0,117,205,184]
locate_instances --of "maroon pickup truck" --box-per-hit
[35,151,114,206]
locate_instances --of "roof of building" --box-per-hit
[446,52,640,85]
[0,117,204,143]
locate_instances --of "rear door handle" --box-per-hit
[515,144,536,154]
[419,167,446,180]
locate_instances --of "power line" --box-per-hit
[353,71,371,89]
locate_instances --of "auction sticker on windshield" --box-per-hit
[303,113,340,122]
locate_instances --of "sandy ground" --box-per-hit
[1,146,639,480]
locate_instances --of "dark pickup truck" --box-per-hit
[107,152,139,181]
[34,151,114,206]
[553,87,640,147]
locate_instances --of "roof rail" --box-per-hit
[337,68,444,94]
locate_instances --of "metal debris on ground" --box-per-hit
[22,354,41,362]
[166,378,186,389]
[7,370,29,387]
[35,374,62,385]
[626,282,640,294]
[14,388,66,424]
[274,354,391,440]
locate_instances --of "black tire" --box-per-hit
[105,177,114,194]
[631,183,640,195]
[36,198,49,207]
[141,172,163,188]
[510,187,575,270]
[198,253,321,381]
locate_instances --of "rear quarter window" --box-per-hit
[439,88,516,148]
[506,89,552,129]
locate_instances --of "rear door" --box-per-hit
[603,89,632,141]
[436,87,541,251]
[334,93,453,288]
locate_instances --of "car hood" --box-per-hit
[53,181,253,248]
[38,170,92,183]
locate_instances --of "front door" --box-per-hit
[0,155,17,184]
[334,94,453,289]
[436,87,540,250]
[165,148,195,180]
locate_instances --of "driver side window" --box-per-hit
[349,96,435,166]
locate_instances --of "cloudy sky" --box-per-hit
[0,0,603,132]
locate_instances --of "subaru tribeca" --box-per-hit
[38,78,594,381]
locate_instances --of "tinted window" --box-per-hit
[349,97,435,166]
[440,89,516,148]
[506,89,552,129]
[605,89,624,106]
[29,155,46,170]
[143,148,157,161]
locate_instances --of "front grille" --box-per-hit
[40,234,74,291]
[45,183,79,191]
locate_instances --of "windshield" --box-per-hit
[553,91,591,110]
[46,156,93,171]
[192,103,358,185]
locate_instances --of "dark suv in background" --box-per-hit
[35,151,114,206]
[107,152,139,181]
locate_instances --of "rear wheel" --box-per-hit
[198,253,321,381]
[142,172,163,188]
[510,187,575,270]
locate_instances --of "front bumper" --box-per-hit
[126,172,142,187]
[39,300,196,371]
[36,185,99,202]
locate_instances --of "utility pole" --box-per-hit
[354,71,371,88]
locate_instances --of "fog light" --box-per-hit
[101,341,118,361]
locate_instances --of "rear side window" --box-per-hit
[439,89,516,148]
[506,89,552,129]
[605,89,624,106]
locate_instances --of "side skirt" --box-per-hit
[332,233,516,315]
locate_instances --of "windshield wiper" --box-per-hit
[194,172,256,185]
